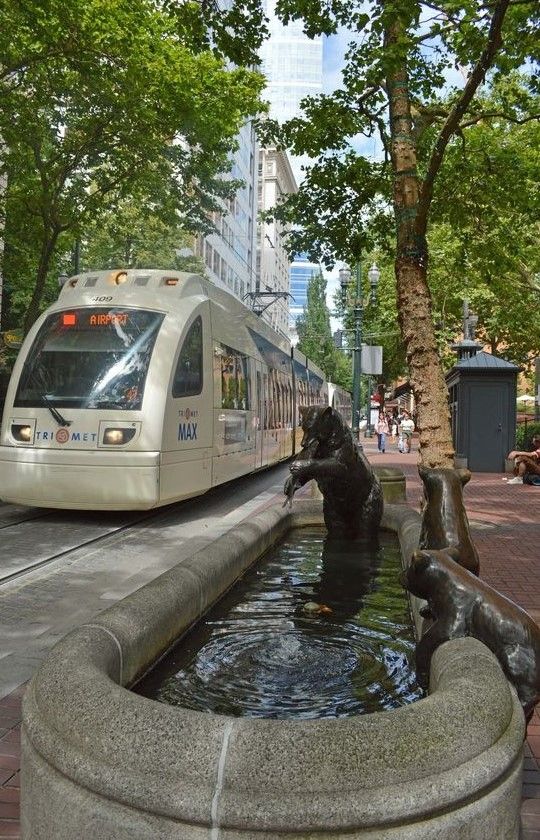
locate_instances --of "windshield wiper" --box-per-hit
[41,394,72,427]
[28,368,72,427]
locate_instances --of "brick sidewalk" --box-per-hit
[1,441,539,838]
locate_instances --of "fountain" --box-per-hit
[21,408,527,838]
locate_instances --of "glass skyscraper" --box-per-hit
[260,0,323,125]
[289,254,319,340]
[260,4,323,339]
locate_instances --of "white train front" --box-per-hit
[0,269,336,510]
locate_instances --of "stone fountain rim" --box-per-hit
[22,498,525,834]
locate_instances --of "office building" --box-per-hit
[197,0,323,327]
[260,0,323,126]
[256,147,297,337]
[259,1,324,338]
[195,122,259,304]
[289,253,319,340]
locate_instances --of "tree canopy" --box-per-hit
[259,0,539,466]
[428,96,540,368]
[353,87,540,381]
[0,0,265,332]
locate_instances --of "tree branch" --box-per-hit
[459,111,540,128]
[417,0,511,233]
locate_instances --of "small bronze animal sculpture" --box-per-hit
[419,466,480,575]
[402,548,540,723]
[284,405,383,540]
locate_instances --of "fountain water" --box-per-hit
[137,528,421,719]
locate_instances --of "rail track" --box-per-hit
[0,461,290,590]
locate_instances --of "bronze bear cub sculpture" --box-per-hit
[284,405,383,540]
[402,548,540,723]
[419,466,480,576]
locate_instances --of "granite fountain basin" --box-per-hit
[21,499,525,839]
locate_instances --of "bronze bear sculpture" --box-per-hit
[418,466,480,576]
[402,548,540,723]
[284,405,383,540]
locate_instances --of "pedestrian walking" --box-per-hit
[400,410,415,453]
[376,409,389,453]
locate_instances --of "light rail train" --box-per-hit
[0,269,350,510]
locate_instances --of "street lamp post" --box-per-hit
[365,262,381,436]
[339,260,380,440]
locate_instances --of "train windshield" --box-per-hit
[14,307,164,410]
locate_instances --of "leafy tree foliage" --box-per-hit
[344,82,540,383]
[80,199,204,275]
[428,98,540,369]
[0,0,265,332]
[259,0,539,467]
[297,269,351,386]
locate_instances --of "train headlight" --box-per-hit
[12,424,33,442]
[102,427,137,445]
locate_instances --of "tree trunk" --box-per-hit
[23,229,60,335]
[395,258,455,467]
[385,15,454,469]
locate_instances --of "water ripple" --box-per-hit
[138,529,422,719]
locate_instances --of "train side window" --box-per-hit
[220,344,250,410]
[172,317,203,398]
[267,370,274,429]
[274,374,281,429]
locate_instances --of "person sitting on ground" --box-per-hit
[506,434,540,485]
[400,410,415,453]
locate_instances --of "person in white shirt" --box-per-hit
[400,410,415,453]
[375,409,389,453]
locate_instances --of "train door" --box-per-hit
[253,364,265,470]
[212,342,255,485]
[160,306,213,502]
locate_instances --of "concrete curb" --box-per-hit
[21,500,525,839]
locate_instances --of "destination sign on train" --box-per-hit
[61,311,129,328]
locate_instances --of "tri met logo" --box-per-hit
[36,430,97,443]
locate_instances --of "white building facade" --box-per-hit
[256,147,297,337]
[195,121,259,304]
[195,1,323,332]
